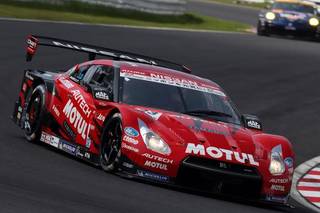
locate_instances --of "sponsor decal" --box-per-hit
[123,135,139,145]
[185,143,259,166]
[269,178,289,184]
[63,100,90,140]
[70,90,91,117]
[75,146,90,159]
[122,162,134,168]
[284,157,293,168]
[76,148,83,157]
[86,137,91,148]
[265,195,288,203]
[280,13,305,20]
[122,143,139,153]
[142,153,173,164]
[27,38,37,49]
[60,79,74,89]
[97,114,105,122]
[52,105,60,117]
[59,141,76,155]
[63,120,76,139]
[94,91,109,101]
[144,160,168,170]
[120,72,225,97]
[271,184,285,192]
[84,152,91,159]
[40,132,60,148]
[124,127,139,137]
[137,170,169,182]
[246,120,261,130]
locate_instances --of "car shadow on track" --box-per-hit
[258,34,320,43]
[128,176,293,212]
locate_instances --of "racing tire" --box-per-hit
[257,22,269,36]
[100,113,123,172]
[24,85,46,142]
[314,34,320,42]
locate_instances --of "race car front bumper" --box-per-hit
[119,154,290,205]
[176,156,262,198]
[259,19,320,37]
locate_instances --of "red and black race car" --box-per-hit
[12,35,294,204]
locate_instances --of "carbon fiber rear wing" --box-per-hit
[26,35,191,73]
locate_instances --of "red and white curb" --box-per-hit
[291,156,320,213]
[297,166,320,208]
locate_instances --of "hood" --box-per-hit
[132,106,265,160]
[272,9,313,20]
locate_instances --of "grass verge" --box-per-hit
[206,0,269,9]
[0,0,250,32]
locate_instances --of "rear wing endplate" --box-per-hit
[26,35,191,73]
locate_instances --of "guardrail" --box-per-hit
[17,0,186,15]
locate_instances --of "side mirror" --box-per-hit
[242,114,262,131]
[92,87,113,101]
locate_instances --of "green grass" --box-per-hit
[206,0,269,9]
[0,0,251,32]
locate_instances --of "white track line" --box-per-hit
[291,156,320,213]
[0,17,251,34]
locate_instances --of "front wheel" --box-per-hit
[257,21,269,36]
[24,85,46,142]
[100,113,123,172]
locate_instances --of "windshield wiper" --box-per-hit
[183,110,233,118]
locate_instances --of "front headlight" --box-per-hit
[269,152,285,175]
[265,12,276,20]
[138,119,171,155]
[309,17,319,26]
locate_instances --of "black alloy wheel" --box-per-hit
[100,113,123,172]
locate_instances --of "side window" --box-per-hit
[88,65,114,101]
[89,65,114,89]
[70,65,89,82]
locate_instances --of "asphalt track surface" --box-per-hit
[0,19,320,213]
[188,0,259,25]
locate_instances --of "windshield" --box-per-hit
[272,2,315,14]
[119,76,241,125]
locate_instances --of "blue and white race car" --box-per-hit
[257,0,320,38]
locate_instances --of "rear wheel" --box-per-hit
[100,113,123,172]
[24,85,46,142]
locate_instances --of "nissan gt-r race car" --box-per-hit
[257,0,320,38]
[12,35,294,205]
